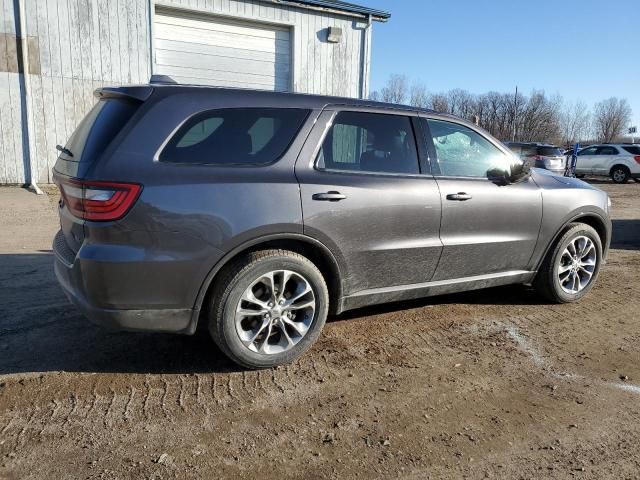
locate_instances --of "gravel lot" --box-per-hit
[0,180,639,480]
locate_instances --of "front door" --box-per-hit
[296,109,443,294]
[575,146,599,174]
[421,117,543,281]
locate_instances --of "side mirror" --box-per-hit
[509,159,530,183]
[487,167,511,185]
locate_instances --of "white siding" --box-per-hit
[2,0,371,184]
[0,0,25,184]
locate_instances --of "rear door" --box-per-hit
[296,108,442,294]
[592,146,619,175]
[421,117,542,281]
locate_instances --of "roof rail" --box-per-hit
[150,74,178,85]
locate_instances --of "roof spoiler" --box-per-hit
[94,86,154,102]
[149,74,178,85]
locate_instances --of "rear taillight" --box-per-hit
[634,156,640,164]
[56,178,141,221]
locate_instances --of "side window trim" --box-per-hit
[418,117,440,176]
[422,116,511,179]
[313,109,424,177]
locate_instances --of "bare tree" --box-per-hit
[560,100,591,145]
[446,89,475,119]
[409,82,429,108]
[428,93,449,113]
[593,97,632,142]
[369,90,381,102]
[380,74,409,104]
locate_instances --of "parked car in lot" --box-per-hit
[575,144,640,183]
[53,81,612,368]
[504,142,566,175]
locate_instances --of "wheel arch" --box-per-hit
[535,212,610,272]
[610,163,631,176]
[188,234,345,333]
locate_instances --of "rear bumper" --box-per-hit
[53,231,195,334]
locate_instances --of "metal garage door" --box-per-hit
[153,9,291,91]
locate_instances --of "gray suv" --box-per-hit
[53,82,612,369]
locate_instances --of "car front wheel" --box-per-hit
[534,223,602,303]
[208,249,329,369]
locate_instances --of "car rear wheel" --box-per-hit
[534,223,602,303]
[208,249,329,369]
[610,165,630,184]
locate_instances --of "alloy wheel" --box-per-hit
[235,270,316,354]
[557,236,597,294]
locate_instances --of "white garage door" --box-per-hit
[153,9,291,91]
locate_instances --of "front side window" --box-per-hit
[578,147,598,156]
[316,111,420,175]
[160,108,309,165]
[426,119,509,177]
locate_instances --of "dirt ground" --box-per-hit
[0,179,639,480]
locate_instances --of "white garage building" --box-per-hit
[0,0,390,185]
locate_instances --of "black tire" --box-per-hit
[534,223,602,303]
[208,249,329,369]
[610,165,630,184]
[575,174,585,179]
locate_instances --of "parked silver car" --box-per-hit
[504,142,566,175]
[575,144,640,183]
[52,81,612,368]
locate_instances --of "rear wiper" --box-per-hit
[56,144,73,158]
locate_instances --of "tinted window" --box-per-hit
[597,146,618,155]
[316,112,419,175]
[426,119,509,177]
[622,146,640,155]
[64,99,139,163]
[520,145,538,157]
[578,146,598,156]
[537,147,563,156]
[160,108,309,165]
[505,144,523,155]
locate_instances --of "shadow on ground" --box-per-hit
[1,216,636,376]
[611,219,640,251]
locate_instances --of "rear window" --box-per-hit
[159,108,310,165]
[622,146,640,155]
[537,147,563,156]
[63,99,139,163]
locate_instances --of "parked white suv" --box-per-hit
[575,144,640,183]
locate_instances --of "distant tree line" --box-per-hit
[369,74,633,146]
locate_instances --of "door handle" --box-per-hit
[446,192,472,201]
[312,191,347,201]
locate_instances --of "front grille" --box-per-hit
[53,230,77,266]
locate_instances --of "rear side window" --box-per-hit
[160,108,309,165]
[622,146,640,155]
[63,99,139,163]
[520,145,538,157]
[316,111,420,175]
[597,146,618,155]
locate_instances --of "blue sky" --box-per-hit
[365,0,640,131]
